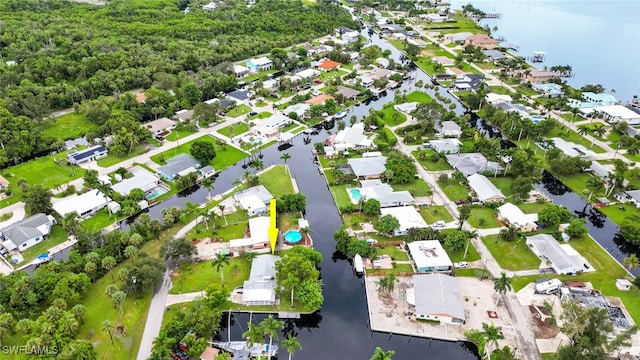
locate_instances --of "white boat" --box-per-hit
[334,110,348,119]
[354,253,364,273]
[211,341,278,360]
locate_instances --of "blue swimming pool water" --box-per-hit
[349,188,362,202]
[283,230,303,244]
[147,188,168,200]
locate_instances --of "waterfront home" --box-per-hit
[406,240,453,272]
[0,175,9,190]
[234,185,273,217]
[467,173,505,203]
[497,202,538,232]
[0,214,57,252]
[359,75,374,88]
[444,32,473,44]
[380,206,428,236]
[53,189,111,218]
[67,145,108,165]
[432,56,455,67]
[233,64,251,79]
[157,154,201,181]
[305,94,334,106]
[359,179,414,208]
[347,156,387,179]
[111,166,165,199]
[532,83,564,97]
[439,121,462,138]
[199,165,216,179]
[623,190,640,208]
[331,123,374,150]
[419,12,451,23]
[464,34,499,49]
[549,137,595,159]
[482,49,507,61]
[394,102,419,114]
[336,86,361,101]
[376,58,390,69]
[407,38,427,47]
[283,103,310,119]
[582,92,618,106]
[526,234,585,275]
[201,2,217,11]
[429,139,461,154]
[246,57,272,72]
[145,117,177,137]
[295,68,319,80]
[241,254,280,305]
[229,216,270,251]
[451,74,485,91]
[518,69,558,84]
[251,114,294,139]
[371,69,393,81]
[590,105,640,125]
[485,93,513,105]
[407,274,465,324]
[445,153,503,176]
[585,161,613,180]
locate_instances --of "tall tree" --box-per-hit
[102,256,117,282]
[492,272,512,310]
[260,315,284,360]
[458,203,471,230]
[280,153,291,174]
[242,323,265,348]
[623,253,639,271]
[281,334,302,360]
[211,253,230,284]
[370,347,395,360]
[102,320,114,345]
[482,323,504,359]
[23,185,53,215]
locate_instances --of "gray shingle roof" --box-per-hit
[157,154,201,178]
[348,156,387,177]
[1,214,54,247]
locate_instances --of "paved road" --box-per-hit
[136,269,172,360]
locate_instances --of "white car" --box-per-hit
[433,220,445,229]
[454,261,468,269]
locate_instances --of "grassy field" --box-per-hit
[164,129,196,141]
[96,143,150,167]
[366,263,414,275]
[18,226,69,265]
[392,179,432,196]
[518,201,549,214]
[468,206,500,229]
[170,257,251,294]
[376,106,407,126]
[329,184,354,209]
[259,164,294,197]
[420,206,454,223]
[227,104,252,118]
[488,177,514,197]
[342,212,377,230]
[378,245,410,261]
[598,203,639,226]
[0,150,85,208]
[80,208,122,232]
[218,123,250,138]
[150,135,247,171]
[406,91,432,104]
[412,150,453,171]
[482,235,541,270]
[439,180,469,202]
[448,240,481,263]
[41,112,98,140]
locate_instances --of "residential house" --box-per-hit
[394,102,419,114]
[318,59,341,71]
[305,94,334,106]
[582,92,618,106]
[201,2,217,11]
[0,175,9,190]
[199,165,216,179]
[359,75,374,88]
[451,74,485,91]
[175,109,194,122]
[407,38,427,47]
[233,64,251,79]
[347,156,387,179]
[111,166,163,199]
[0,214,57,252]
[336,86,361,101]
[464,34,499,49]
[144,117,177,137]
[262,79,278,93]
[380,206,428,236]
[135,92,147,104]
[467,173,505,203]
[586,161,613,180]
[407,274,465,324]
[332,123,374,150]
[497,202,538,232]
[485,93,513,105]
[526,234,585,275]
[67,145,108,165]
[234,185,273,217]
[252,114,293,139]
[226,89,252,105]
[157,154,201,181]
[520,69,558,84]
[549,137,595,159]
[242,255,280,305]
[439,121,462,137]
[359,179,414,208]
[482,49,507,61]
[246,57,273,72]
[376,58,390,69]
[532,83,564,97]
[295,68,319,80]
[445,153,503,176]
[348,51,360,62]
[335,27,359,42]
[283,103,310,119]
[429,139,461,154]
[406,241,453,272]
[419,13,451,23]
[229,216,270,250]
[592,105,640,125]
[371,69,393,80]
[64,137,88,150]
[432,56,455,67]
[53,189,111,218]
[446,67,467,77]
[444,32,473,44]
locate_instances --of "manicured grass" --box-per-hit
[242,69,277,83]
[448,240,481,263]
[259,164,294,197]
[378,246,410,261]
[319,69,347,82]
[482,235,542,270]
[392,179,432,196]
[80,208,121,232]
[18,226,69,265]
[150,135,247,171]
[455,268,486,277]
[514,85,538,97]
[489,86,513,95]
[41,112,99,140]
[164,129,196,141]
[376,106,407,126]
[467,206,500,229]
[96,144,150,167]
[329,184,354,209]
[318,155,348,169]
[518,201,549,214]
[412,150,453,171]
[553,172,593,198]
[249,111,272,120]
[438,180,469,202]
[366,263,414,275]
[0,150,85,208]
[405,91,433,104]
[420,205,454,223]
[277,211,300,231]
[170,257,251,294]
[342,212,377,230]
[598,203,639,227]
[488,177,514,197]
[227,104,252,118]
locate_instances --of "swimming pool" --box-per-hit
[147,188,168,200]
[284,230,303,244]
[348,188,362,203]
[530,115,544,124]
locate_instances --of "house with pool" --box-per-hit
[348,179,414,207]
[347,156,387,179]
[380,206,428,236]
[111,166,169,201]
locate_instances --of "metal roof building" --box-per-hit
[408,274,465,324]
[242,254,280,305]
[467,173,505,202]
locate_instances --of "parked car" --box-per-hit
[433,220,445,229]
[312,90,321,96]
[249,111,258,116]
[454,261,468,269]
[455,199,467,205]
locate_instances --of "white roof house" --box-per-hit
[526,234,584,275]
[229,216,270,250]
[262,113,293,129]
[485,93,513,105]
[239,196,268,217]
[467,174,505,202]
[242,254,280,305]
[445,153,503,176]
[359,179,414,208]
[283,103,310,118]
[296,68,320,80]
[380,206,428,236]
[550,137,595,159]
[111,166,160,197]
[235,185,273,205]
[394,102,419,114]
[347,156,387,178]
[439,121,462,137]
[409,274,465,324]
[593,105,640,125]
[53,189,111,218]
[0,213,57,252]
[497,202,538,232]
[444,32,473,43]
[333,123,373,149]
[429,139,461,154]
[144,117,177,136]
[406,240,453,272]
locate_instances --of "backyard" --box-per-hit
[467,206,501,229]
[258,164,295,197]
[41,112,98,141]
[96,143,150,168]
[419,205,454,224]
[375,106,407,126]
[439,180,469,202]
[482,235,542,271]
[150,135,247,171]
[392,179,432,196]
[227,104,252,118]
[218,122,250,138]
[18,226,70,265]
[377,245,410,261]
[405,91,432,104]
[170,257,251,294]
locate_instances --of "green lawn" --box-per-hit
[227,104,252,118]
[18,226,69,265]
[170,257,251,294]
[80,208,121,232]
[319,69,347,82]
[258,164,295,197]
[41,112,99,140]
[517,202,549,214]
[420,205,454,223]
[96,143,150,167]
[366,263,414,275]
[598,203,639,227]
[329,184,354,209]
[0,150,85,208]
[546,126,605,153]
[468,206,500,229]
[405,91,433,104]
[189,211,248,242]
[448,240,481,263]
[439,180,469,202]
[242,69,277,83]
[553,172,593,198]
[412,150,453,171]
[455,268,487,277]
[378,246,410,261]
[392,179,432,196]
[342,212,377,230]
[150,135,247,171]
[488,177,514,197]
[249,112,272,120]
[482,235,542,270]
[376,106,407,126]
[164,129,196,141]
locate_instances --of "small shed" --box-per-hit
[616,279,632,291]
[107,201,121,214]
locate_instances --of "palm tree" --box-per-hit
[281,334,301,360]
[260,315,284,360]
[211,253,230,284]
[299,227,312,243]
[585,176,605,201]
[592,123,606,139]
[280,153,291,175]
[370,347,395,360]
[102,320,114,344]
[218,204,228,226]
[493,272,513,310]
[242,323,265,348]
[243,251,258,263]
[482,322,504,359]
[202,177,215,200]
[62,211,80,238]
[498,225,520,242]
[623,254,639,272]
[375,273,396,296]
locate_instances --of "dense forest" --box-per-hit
[0,0,357,166]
